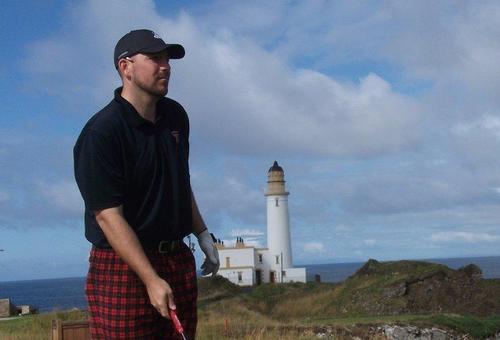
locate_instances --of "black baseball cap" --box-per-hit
[114,29,185,69]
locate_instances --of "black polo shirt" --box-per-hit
[74,88,193,248]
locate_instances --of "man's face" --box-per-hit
[125,50,170,98]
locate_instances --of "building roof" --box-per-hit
[268,160,283,173]
[218,265,255,270]
[217,245,255,250]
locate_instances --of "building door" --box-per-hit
[270,271,276,283]
[255,270,262,285]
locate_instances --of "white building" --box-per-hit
[215,161,306,286]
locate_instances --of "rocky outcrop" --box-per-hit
[381,325,456,340]
[342,260,500,316]
[404,264,495,316]
[297,324,493,339]
[303,325,500,339]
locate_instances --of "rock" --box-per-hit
[392,326,409,339]
[430,327,448,340]
[381,325,451,340]
[383,282,408,298]
[458,264,482,279]
[485,331,500,340]
[354,259,381,276]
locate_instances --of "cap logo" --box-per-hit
[117,51,129,59]
[152,32,161,39]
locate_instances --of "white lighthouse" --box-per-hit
[266,161,293,269]
[214,161,306,285]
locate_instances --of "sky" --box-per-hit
[1,0,500,281]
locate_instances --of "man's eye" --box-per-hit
[150,55,168,62]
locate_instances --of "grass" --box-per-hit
[0,310,88,340]
[1,310,500,339]
[2,260,499,338]
[196,312,500,339]
[429,314,500,338]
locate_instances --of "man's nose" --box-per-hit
[160,59,170,69]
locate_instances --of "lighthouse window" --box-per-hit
[275,198,279,207]
[275,255,280,264]
[237,272,242,283]
[258,254,263,263]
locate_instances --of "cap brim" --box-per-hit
[166,44,185,59]
[140,43,185,59]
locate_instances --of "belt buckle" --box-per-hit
[158,240,177,253]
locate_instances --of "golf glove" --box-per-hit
[197,230,220,276]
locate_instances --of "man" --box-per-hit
[74,29,219,339]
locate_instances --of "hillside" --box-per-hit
[2,259,498,339]
[200,259,500,318]
[341,259,499,316]
[197,259,500,338]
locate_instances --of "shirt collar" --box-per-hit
[113,87,166,129]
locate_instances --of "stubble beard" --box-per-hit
[135,76,169,99]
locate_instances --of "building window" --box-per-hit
[275,198,279,207]
[275,255,280,264]
[237,272,242,283]
[258,254,263,263]
[226,257,230,268]
[282,271,286,277]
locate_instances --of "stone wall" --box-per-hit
[0,298,15,317]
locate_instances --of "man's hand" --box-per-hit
[197,230,220,276]
[145,276,176,319]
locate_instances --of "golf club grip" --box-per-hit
[169,309,184,333]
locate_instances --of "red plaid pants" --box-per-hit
[85,243,197,339]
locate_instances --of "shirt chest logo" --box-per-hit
[171,130,180,144]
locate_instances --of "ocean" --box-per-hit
[1,256,499,313]
[304,256,500,283]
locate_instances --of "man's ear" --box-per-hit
[117,58,131,79]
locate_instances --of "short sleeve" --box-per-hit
[73,129,126,211]
[178,104,190,158]
[180,105,189,139]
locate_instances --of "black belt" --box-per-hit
[93,240,184,253]
[156,240,184,253]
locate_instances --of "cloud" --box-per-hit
[304,242,325,253]
[333,161,500,215]
[191,170,264,227]
[179,41,422,157]
[0,131,82,227]
[24,0,423,158]
[450,115,500,170]
[23,0,166,105]
[230,229,264,237]
[0,191,9,204]
[431,231,500,243]
[382,2,500,96]
[453,115,500,139]
[225,228,265,247]
[363,239,376,246]
[221,236,262,248]
[37,180,83,216]
[6,0,500,265]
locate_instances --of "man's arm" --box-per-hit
[94,205,175,318]
[191,191,220,276]
[191,191,207,235]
